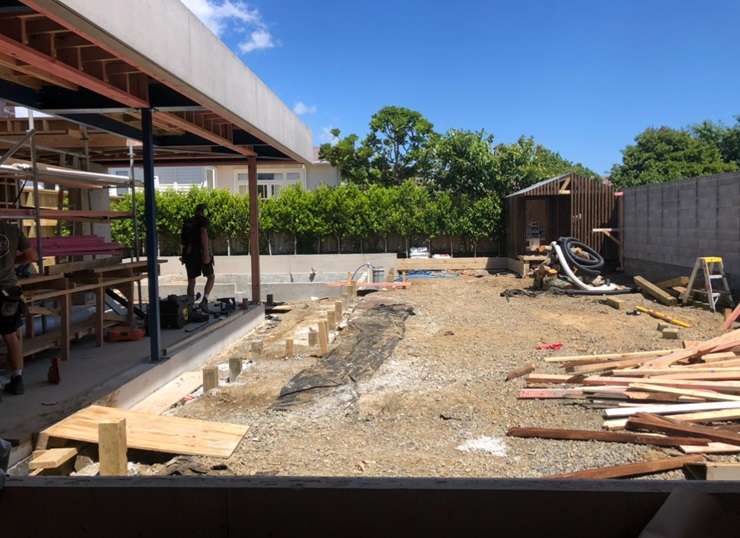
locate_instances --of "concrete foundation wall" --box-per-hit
[158,253,399,277]
[623,172,740,291]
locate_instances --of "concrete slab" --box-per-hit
[0,306,263,444]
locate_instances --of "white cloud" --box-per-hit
[320,127,340,145]
[181,0,275,53]
[239,28,275,53]
[293,101,317,116]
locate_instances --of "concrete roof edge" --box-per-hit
[38,0,313,164]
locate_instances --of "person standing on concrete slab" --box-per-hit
[181,203,214,311]
[0,222,37,396]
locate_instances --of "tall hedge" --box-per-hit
[111,182,501,256]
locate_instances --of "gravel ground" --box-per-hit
[154,272,738,479]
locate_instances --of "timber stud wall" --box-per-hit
[623,172,740,292]
[506,173,617,258]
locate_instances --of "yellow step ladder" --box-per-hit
[680,257,734,313]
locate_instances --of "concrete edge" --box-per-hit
[98,305,265,410]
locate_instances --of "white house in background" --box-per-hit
[108,149,339,198]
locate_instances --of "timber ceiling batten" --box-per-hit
[156,111,256,158]
[0,13,149,108]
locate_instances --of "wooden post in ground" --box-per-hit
[203,366,219,392]
[326,311,336,331]
[308,328,318,347]
[250,340,263,356]
[228,358,242,382]
[285,339,294,358]
[98,418,127,476]
[334,300,343,321]
[318,320,329,355]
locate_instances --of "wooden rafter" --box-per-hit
[156,111,255,157]
[0,31,147,107]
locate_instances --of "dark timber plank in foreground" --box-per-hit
[507,427,709,447]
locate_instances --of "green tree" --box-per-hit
[366,184,396,252]
[389,180,431,257]
[692,118,740,167]
[430,129,498,197]
[259,196,278,255]
[365,106,436,185]
[460,194,501,257]
[492,136,597,195]
[318,129,374,184]
[611,127,736,188]
[272,184,314,254]
[431,191,463,256]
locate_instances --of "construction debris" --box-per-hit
[508,328,740,477]
[634,275,678,306]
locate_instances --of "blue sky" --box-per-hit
[182,0,740,174]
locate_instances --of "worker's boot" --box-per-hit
[3,375,24,395]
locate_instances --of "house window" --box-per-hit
[233,169,304,199]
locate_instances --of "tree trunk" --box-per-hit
[337,235,342,254]
[318,237,321,254]
[293,234,298,255]
[427,238,431,256]
[384,235,388,253]
[474,241,478,258]
[360,237,364,254]
[405,237,409,259]
[450,236,454,258]
[268,232,272,256]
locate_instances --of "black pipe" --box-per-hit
[557,236,605,275]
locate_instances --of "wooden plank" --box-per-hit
[525,373,584,384]
[634,275,678,306]
[506,427,707,447]
[603,400,740,419]
[544,349,675,364]
[517,388,585,399]
[682,442,740,454]
[567,355,662,374]
[99,418,127,477]
[396,257,507,272]
[626,413,740,446]
[613,367,740,376]
[130,372,203,415]
[544,454,703,480]
[655,276,689,290]
[583,376,740,393]
[28,447,77,470]
[635,305,691,328]
[627,383,740,402]
[651,372,740,381]
[701,352,739,363]
[505,363,535,382]
[43,405,248,458]
[600,297,623,310]
[723,303,740,331]
[697,462,740,480]
[645,329,740,368]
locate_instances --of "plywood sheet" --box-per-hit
[43,405,247,458]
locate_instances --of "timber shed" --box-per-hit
[505,172,617,258]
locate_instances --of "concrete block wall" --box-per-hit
[623,172,740,291]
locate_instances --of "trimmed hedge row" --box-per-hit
[111,181,502,256]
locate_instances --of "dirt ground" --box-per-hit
[159,272,737,479]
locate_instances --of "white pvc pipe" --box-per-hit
[552,242,618,292]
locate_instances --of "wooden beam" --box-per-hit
[0,50,77,89]
[156,112,255,157]
[634,275,678,306]
[0,32,147,107]
[544,454,703,480]
[627,413,740,446]
[98,417,127,476]
[543,349,675,364]
[627,382,740,402]
[202,366,218,393]
[604,400,740,419]
[29,447,77,470]
[507,427,707,447]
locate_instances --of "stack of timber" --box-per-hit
[508,329,740,477]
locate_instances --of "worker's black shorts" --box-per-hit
[185,258,214,280]
[0,287,24,336]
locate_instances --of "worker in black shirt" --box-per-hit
[181,203,214,311]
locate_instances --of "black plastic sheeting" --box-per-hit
[274,303,414,410]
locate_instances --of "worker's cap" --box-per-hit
[195,203,208,213]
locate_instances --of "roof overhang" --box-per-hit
[0,0,313,166]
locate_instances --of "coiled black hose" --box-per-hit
[557,237,605,275]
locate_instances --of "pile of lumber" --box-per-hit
[508,329,740,478]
